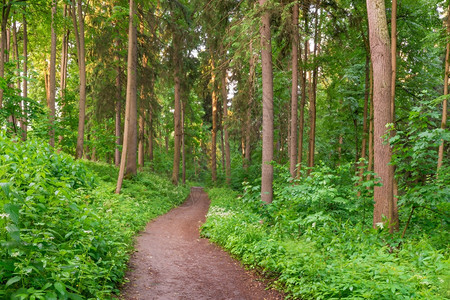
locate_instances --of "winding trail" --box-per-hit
[120,187,283,300]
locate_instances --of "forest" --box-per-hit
[0,0,449,298]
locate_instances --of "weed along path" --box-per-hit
[120,187,283,300]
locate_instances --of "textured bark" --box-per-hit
[211,58,218,182]
[438,5,450,172]
[366,0,396,230]
[0,3,11,108]
[260,0,274,204]
[21,13,28,140]
[289,2,299,177]
[116,0,137,194]
[221,68,231,185]
[74,0,87,159]
[148,101,153,162]
[182,100,186,184]
[171,34,182,185]
[48,0,57,147]
[391,0,399,231]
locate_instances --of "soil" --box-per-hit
[120,187,284,300]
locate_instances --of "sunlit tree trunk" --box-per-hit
[391,0,399,230]
[366,0,397,231]
[171,34,182,185]
[438,5,450,172]
[211,58,218,182]
[48,0,57,147]
[21,13,27,140]
[221,68,231,185]
[0,3,11,108]
[289,2,299,177]
[60,4,69,98]
[260,0,274,203]
[116,0,137,193]
[182,99,186,184]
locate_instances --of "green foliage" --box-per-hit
[0,134,189,298]
[202,166,449,299]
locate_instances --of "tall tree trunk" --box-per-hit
[182,99,186,184]
[358,55,370,190]
[391,0,399,231]
[171,34,182,185]
[138,55,148,170]
[21,13,28,140]
[367,62,374,179]
[73,0,87,159]
[221,68,231,185]
[148,100,154,162]
[211,58,218,182]
[366,0,396,231]
[438,5,450,172]
[260,0,274,204]
[116,0,137,194]
[244,41,255,169]
[289,2,299,177]
[297,7,309,178]
[48,0,57,147]
[307,3,319,174]
[115,44,122,167]
[60,4,69,98]
[0,3,11,108]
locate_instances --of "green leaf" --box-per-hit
[5,275,21,287]
[0,182,11,198]
[4,203,20,224]
[54,282,66,296]
[6,224,20,241]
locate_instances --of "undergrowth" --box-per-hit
[0,134,190,299]
[201,165,449,299]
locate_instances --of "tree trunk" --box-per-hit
[438,5,450,172]
[138,55,148,170]
[289,2,299,177]
[367,62,374,178]
[60,4,69,98]
[115,43,122,167]
[48,0,57,147]
[171,34,182,185]
[148,103,153,162]
[357,55,370,191]
[244,41,255,169]
[182,99,186,184]
[74,0,87,159]
[211,58,218,182]
[260,0,274,204]
[21,13,27,140]
[221,68,231,185]
[116,0,137,194]
[391,0,399,231]
[366,0,396,231]
[0,4,10,108]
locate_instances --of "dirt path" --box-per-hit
[120,187,283,300]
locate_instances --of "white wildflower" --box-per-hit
[83,230,93,234]
[375,222,384,229]
[0,213,9,219]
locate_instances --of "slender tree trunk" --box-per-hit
[116,0,137,193]
[74,0,87,159]
[260,0,274,204]
[391,0,399,231]
[357,55,370,193]
[289,2,299,177]
[182,99,186,184]
[148,101,154,162]
[211,58,218,182]
[366,0,396,231]
[171,34,182,185]
[115,44,122,167]
[21,13,28,140]
[438,5,450,172]
[221,68,231,185]
[367,62,374,179]
[138,55,148,170]
[244,42,255,169]
[60,4,69,98]
[0,4,10,108]
[48,0,57,147]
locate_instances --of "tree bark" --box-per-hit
[74,0,87,159]
[367,62,374,179]
[60,4,69,98]
[357,54,370,192]
[171,34,182,185]
[211,58,218,182]
[138,54,148,170]
[115,41,122,167]
[48,0,57,147]
[182,99,186,184]
[244,41,255,169]
[260,0,274,204]
[289,2,299,177]
[221,68,231,185]
[0,2,11,108]
[116,0,137,194]
[366,0,396,230]
[438,5,450,172]
[21,13,28,140]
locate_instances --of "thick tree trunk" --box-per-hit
[116,0,137,193]
[366,0,396,230]
[171,35,182,185]
[438,5,450,172]
[115,47,122,167]
[211,58,218,182]
[48,0,57,147]
[74,0,87,159]
[221,68,231,185]
[21,13,28,140]
[260,0,274,204]
[289,2,299,177]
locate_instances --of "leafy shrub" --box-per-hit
[0,134,189,299]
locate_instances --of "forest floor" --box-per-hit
[120,187,283,300]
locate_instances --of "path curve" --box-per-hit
[120,187,283,300]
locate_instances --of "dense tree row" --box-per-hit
[0,0,447,230]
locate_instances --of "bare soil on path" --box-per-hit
[120,187,283,300]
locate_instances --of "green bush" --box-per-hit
[0,134,189,299]
[202,184,449,299]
